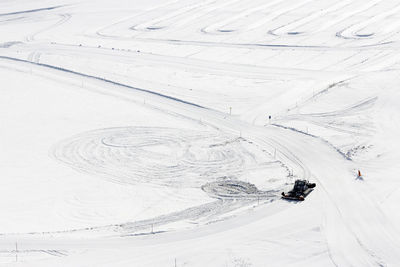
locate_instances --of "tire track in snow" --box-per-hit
[0,5,64,17]
[336,0,399,40]
[95,0,181,36]
[200,0,286,34]
[0,55,205,109]
[52,127,250,187]
[130,0,216,32]
[1,52,400,266]
[26,13,71,42]
[247,0,314,34]
[269,0,354,36]
[293,0,384,36]
[0,56,285,238]
[278,97,377,137]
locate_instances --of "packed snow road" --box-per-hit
[1,0,400,266]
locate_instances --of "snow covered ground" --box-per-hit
[1,0,400,266]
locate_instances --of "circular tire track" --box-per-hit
[44,127,281,236]
[52,126,255,187]
[202,180,276,200]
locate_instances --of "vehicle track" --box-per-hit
[337,2,400,40]
[268,0,354,36]
[52,126,253,187]
[1,1,400,264]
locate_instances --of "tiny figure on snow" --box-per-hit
[356,170,363,180]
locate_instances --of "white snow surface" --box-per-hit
[1,0,400,266]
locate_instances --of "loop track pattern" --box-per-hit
[53,127,257,187]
